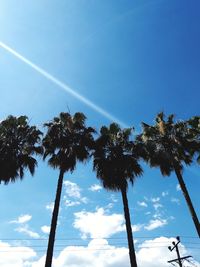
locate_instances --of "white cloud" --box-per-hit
[0,241,36,267]
[149,197,163,210]
[144,219,168,231]
[63,180,81,198]
[80,197,88,204]
[132,224,143,233]
[27,237,200,267]
[46,202,54,212]
[54,239,128,267]
[137,201,148,208]
[1,237,199,267]
[151,197,160,203]
[110,194,118,203]
[15,226,40,239]
[105,203,114,210]
[171,197,180,205]
[89,184,102,192]
[176,184,181,191]
[31,239,129,267]
[9,214,32,224]
[41,225,50,234]
[63,180,88,207]
[152,213,162,219]
[161,191,168,197]
[73,208,126,238]
[65,200,81,207]
[153,203,163,210]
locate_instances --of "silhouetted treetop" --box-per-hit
[0,115,43,184]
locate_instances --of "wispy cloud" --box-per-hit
[132,224,143,232]
[171,197,180,205]
[10,214,40,239]
[104,203,114,210]
[64,180,81,198]
[137,201,148,208]
[144,219,167,231]
[176,184,181,191]
[46,202,54,212]
[109,194,118,203]
[63,180,88,207]
[161,191,168,197]
[153,203,163,210]
[89,184,102,192]
[15,226,40,238]
[151,197,160,203]
[65,200,81,207]
[9,214,32,224]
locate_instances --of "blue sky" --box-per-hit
[0,0,200,266]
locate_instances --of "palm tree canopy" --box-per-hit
[42,112,95,172]
[138,112,198,176]
[93,123,143,191]
[187,116,200,163]
[0,115,43,184]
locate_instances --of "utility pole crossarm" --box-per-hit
[168,256,192,264]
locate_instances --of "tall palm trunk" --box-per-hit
[174,167,200,238]
[45,169,64,267]
[121,186,138,267]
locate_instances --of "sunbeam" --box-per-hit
[0,41,128,128]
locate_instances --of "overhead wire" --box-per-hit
[0,238,199,243]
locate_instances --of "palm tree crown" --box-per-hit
[43,112,95,171]
[93,123,142,191]
[187,116,200,163]
[0,115,43,184]
[138,112,196,175]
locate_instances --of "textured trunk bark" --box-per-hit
[121,187,138,267]
[45,169,64,267]
[174,167,200,238]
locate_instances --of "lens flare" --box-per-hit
[0,41,128,128]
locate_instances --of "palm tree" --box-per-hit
[93,123,143,267]
[42,112,95,267]
[138,112,200,237]
[0,115,42,184]
[187,116,200,162]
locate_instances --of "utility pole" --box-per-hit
[167,236,192,267]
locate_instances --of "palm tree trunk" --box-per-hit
[174,167,200,238]
[45,169,64,267]
[121,187,138,267]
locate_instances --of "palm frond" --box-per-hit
[93,123,143,192]
[42,112,95,173]
[0,115,42,184]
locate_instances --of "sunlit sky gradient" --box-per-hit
[0,1,200,266]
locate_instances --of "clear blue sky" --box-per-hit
[0,1,200,266]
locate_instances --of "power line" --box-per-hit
[0,236,199,241]
[1,243,199,248]
[0,244,199,253]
